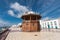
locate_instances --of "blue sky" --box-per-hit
[0,0,60,26]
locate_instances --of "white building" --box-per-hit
[40,18,60,29]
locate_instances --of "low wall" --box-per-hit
[0,29,10,40]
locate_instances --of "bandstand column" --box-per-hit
[29,16,31,31]
[23,17,25,31]
[36,16,37,31]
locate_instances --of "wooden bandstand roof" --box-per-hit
[21,14,41,20]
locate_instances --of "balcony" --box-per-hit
[23,20,39,23]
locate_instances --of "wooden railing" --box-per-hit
[23,20,39,23]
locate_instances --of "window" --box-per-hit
[55,26,58,29]
[45,23,46,28]
[43,23,44,27]
[45,23,46,25]
[48,22,49,24]
[54,21,58,29]
[48,24,50,29]
[51,22,53,25]
[54,21,57,25]
[51,22,53,28]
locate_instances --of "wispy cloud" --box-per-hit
[8,10,15,16]
[11,23,22,27]
[8,2,29,18]
[0,18,11,27]
[10,2,29,12]
[40,0,56,16]
[42,17,50,20]
[41,17,55,20]
[42,5,59,16]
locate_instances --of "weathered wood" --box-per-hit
[21,13,41,32]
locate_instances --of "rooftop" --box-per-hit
[23,11,40,15]
[21,11,41,20]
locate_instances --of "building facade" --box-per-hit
[40,18,60,29]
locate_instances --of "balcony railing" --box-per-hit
[23,20,39,23]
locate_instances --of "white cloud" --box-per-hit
[11,2,29,12]
[8,10,15,16]
[8,2,30,18]
[11,25,17,28]
[17,23,22,26]
[10,23,22,28]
